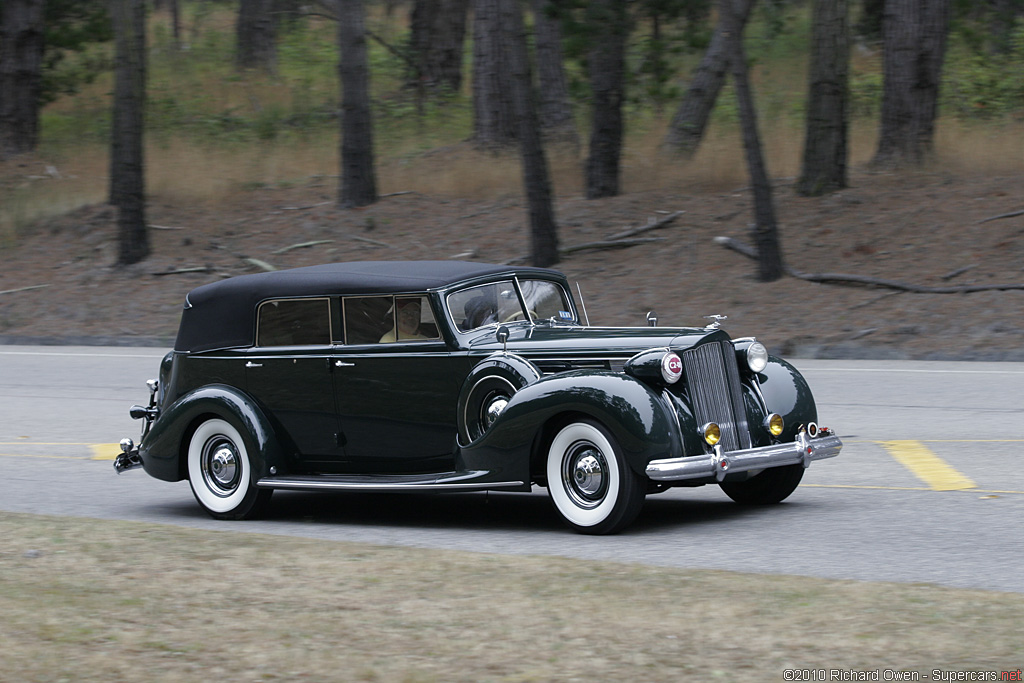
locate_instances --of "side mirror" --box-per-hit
[646,311,658,327]
[496,325,510,347]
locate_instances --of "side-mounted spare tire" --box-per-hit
[457,353,541,444]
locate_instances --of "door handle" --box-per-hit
[245,361,262,368]
[335,360,355,367]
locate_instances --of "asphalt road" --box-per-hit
[1,346,1021,593]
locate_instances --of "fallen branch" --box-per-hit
[940,264,977,281]
[0,284,50,295]
[605,210,684,241]
[715,235,1024,294]
[380,190,415,198]
[977,209,1024,224]
[713,235,758,259]
[278,201,332,211]
[243,258,276,272]
[561,237,664,256]
[343,234,391,248]
[271,240,333,255]
[148,224,185,231]
[151,267,208,277]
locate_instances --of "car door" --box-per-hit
[332,295,460,473]
[244,297,343,461]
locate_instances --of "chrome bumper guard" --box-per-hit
[113,448,143,474]
[646,431,843,482]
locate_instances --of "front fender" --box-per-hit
[139,384,286,483]
[753,357,818,441]
[459,371,682,483]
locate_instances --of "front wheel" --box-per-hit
[546,420,645,534]
[719,464,804,504]
[187,418,272,520]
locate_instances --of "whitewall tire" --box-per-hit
[187,418,271,520]
[546,419,645,534]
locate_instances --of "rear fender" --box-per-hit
[139,384,286,482]
[458,371,682,483]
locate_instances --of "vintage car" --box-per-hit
[115,260,842,534]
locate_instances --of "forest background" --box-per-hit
[1,0,1023,359]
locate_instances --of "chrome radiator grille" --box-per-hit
[682,342,751,452]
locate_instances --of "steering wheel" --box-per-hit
[502,310,537,323]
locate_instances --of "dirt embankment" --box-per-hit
[2,169,1023,360]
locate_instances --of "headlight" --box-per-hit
[701,422,721,446]
[746,342,768,373]
[661,352,682,384]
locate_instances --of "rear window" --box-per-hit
[256,298,332,347]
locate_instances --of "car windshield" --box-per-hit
[448,279,575,332]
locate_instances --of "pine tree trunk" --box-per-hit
[531,0,578,146]
[409,0,469,93]
[110,0,149,265]
[871,0,951,168]
[0,0,45,158]
[170,0,182,50]
[236,0,277,72]
[797,0,849,196]
[337,0,377,208]
[584,0,628,199]
[500,0,559,267]
[472,0,517,147]
[722,0,784,282]
[663,0,754,157]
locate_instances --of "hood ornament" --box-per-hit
[703,314,727,330]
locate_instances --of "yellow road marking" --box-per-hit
[89,443,121,461]
[805,484,1024,495]
[879,440,977,491]
[0,444,99,448]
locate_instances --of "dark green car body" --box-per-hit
[117,261,842,533]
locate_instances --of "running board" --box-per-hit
[256,469,524,492]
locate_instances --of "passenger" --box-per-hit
[380,299,430,343]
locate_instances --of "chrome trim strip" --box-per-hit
[256,478,525,491]
[645,433,843,482]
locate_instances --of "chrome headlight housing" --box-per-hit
[746,341,768,373]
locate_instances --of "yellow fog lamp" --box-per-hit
[764,413,784,437]
[700,422,721,446]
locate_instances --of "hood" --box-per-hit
[466,324,732,358]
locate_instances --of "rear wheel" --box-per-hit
[546,419,645,534]
[187,418,272,520]
[719,464,804,504]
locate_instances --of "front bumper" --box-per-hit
[646,431,843,482]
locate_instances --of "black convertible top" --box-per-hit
[174,261,563,352]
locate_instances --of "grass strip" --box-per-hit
[0,511,1020,682]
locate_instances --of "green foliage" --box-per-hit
[30,0,1024,156]
[942,20,1024,119]
[39,0,113,104]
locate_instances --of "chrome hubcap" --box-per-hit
[562,441,608,508]
[202,437,240,496]
[483,396,509,428]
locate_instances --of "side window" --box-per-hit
[344,295,440,344]
[257,298,331,347]
[343,296,392,345]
